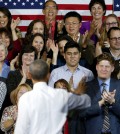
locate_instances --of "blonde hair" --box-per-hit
[99,14,120,46]
[10,83,32,105]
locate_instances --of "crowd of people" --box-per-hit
[0,0,120,134]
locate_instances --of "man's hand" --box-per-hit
[102,90,116,105]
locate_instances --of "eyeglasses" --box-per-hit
[110,37,120,42]
[106,22,118,26]
[45,6,57,10]
[65,22,80,26]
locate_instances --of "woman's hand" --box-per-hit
[11,17,20,31]
[10,54,19,70]
[57,20,64,33]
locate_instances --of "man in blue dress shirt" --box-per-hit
[82,53,120,134]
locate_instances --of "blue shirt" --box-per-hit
[48,64,94,88]
[0,62,10,78]
[97,78,110,93]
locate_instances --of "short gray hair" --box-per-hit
[29,59,49,81]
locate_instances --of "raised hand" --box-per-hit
[22,64,27,79]
[103,41,110,48]
[11,17,21,40]
[11,17,20,31]
[90,20,97,34]
[10,54,19,70]
[50,40,58,55]
[82,30,89,48]
[57,20,64,33]
[46,38,52,52]
[95,42,102,57]
[10,54,19,66]
[74,76,87,95]
[90,19,102,36]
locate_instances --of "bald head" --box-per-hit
[29,59,49,81]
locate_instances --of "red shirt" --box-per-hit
[6,39,22,63]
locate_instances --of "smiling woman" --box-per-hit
[6,45,37,106]
[0,7,12,31]
[0,43,10,78]
[24,19,45,45]
[0,83,32,134]
[98,14,120,48]
[80,0,106,45]
[0,28,22,65]
[30,33,46,60]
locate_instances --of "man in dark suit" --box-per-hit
[82,53,120,134]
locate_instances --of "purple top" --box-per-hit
[80,21,98,45]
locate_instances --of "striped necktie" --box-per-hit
[102,83,110,132]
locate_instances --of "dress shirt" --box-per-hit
[48,64,94,88]
[0,81,7,110]
[45,20,56,40]
[14,82,91,134]
[0,62,10,78]
[98,78,110,93]
[68,33,80,43]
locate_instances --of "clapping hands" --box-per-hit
[102,89,116,105]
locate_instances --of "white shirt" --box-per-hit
[48,64,94,88]
[14,82,91,134]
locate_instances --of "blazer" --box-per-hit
[81,78,120,134]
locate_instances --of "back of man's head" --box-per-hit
[29,59,49,81]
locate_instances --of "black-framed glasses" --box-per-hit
[106,22,118,26]
[110,37,120,41]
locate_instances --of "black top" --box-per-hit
[6,69,33,95]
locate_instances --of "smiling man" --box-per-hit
[99,27,120,79]
[82,53,120,134]
[42,0,65,40]
[64,11,95,68]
